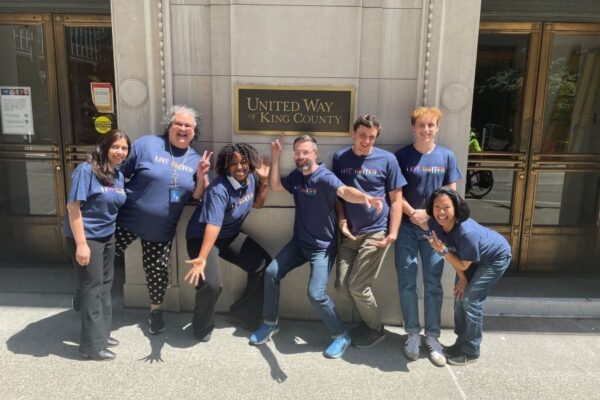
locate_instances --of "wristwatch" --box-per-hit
[439,246,449,256]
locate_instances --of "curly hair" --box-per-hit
[161,104,201,137]
[215,143,261,176]
[353,114,381,135]
[426,187,471,222]
[90,129,131,186]
[410,107,442,126]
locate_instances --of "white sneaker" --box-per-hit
[404,333,421,361]
[425,336,447,367]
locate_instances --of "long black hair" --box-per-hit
[426,187,471,222]
[90,129,131,186]
[215,143,260,176]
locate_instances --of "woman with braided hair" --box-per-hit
[184,143,271,341]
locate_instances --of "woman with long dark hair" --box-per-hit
[184,143,271,341]
[65,129,130,361]
[424,187,511,365]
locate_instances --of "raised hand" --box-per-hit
[197,150,213,176]
[271,136,283,157]
[255,155,271,181]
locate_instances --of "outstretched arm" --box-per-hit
[184,223,221,286]
[336,185,384,215]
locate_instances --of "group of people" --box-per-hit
[64,104,511,367]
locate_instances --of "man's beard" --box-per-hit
[295,159,313,172]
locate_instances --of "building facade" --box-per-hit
[1,0,598,325]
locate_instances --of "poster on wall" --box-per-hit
[0,86,34,136]
[90,82,114,113]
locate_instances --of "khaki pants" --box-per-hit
[335,230,389,330]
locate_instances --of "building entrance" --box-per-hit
[0,14,116,264]
[469,22,600,272]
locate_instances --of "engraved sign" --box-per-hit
[235,85,355,136]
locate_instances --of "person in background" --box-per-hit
[184,143,271,341]
[332,114,406,348]
[425,187,511,366]
[394,107,462,367]
[249,134,384,359]
[115,105,211,335]
[65,129,130,361]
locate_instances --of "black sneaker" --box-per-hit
[352,326,386,349]
[193,325,215,342]
[445,344,479,366]
[148,310,166,335]
[349,322,368,339]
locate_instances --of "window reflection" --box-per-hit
[0,159,57,216]
[465,169,515,225]
[471,34,529,152]
[533,171,600,226]
[0,24,51,144]
[541,35,600,154]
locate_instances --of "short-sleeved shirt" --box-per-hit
[395,144,461,224]
[429,217,511,265]
[117,135,201,242]
[64,162,126,239]
[281,165,343,250]
[333,146,406,235]
[186,174,257,240]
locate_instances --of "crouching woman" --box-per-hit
[425,187,511,366]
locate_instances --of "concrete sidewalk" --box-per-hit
[1,291,599,400]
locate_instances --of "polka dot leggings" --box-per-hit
[115,225,172,305]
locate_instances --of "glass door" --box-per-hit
[470,22,600,272]
[522,23,600,271]
[0,13,116,264]
[468,22,542,270]
[0,14,65,263]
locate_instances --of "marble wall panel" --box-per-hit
[230,5,362,78]
[171,4,212,75]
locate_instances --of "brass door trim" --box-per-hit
[0,13,46,23]
[479,22,543,32]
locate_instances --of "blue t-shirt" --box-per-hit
[333,147,406,235]
[117,135,201,242]
[429,217,511,265]
[186,174,257,240]
[282,165,343,250]
[395,144,461,224]
[64,162,126,239]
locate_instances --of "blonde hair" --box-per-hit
[410,107,442,126]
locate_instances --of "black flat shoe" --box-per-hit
[80,349,116,361]
[107,337,119,348]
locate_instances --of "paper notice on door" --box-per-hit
[0,87,34,136]
[90,82,114,113]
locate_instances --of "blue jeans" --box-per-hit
[263,239,346,337]
[394,223,444,338]
[454,256,510,356]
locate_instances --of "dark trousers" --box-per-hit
[67,236,115,353]
[186,232,271,338]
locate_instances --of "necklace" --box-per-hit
[168,141,190,189]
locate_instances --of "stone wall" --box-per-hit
[111,0,480,327]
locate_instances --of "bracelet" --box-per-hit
[438,246,449,256]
